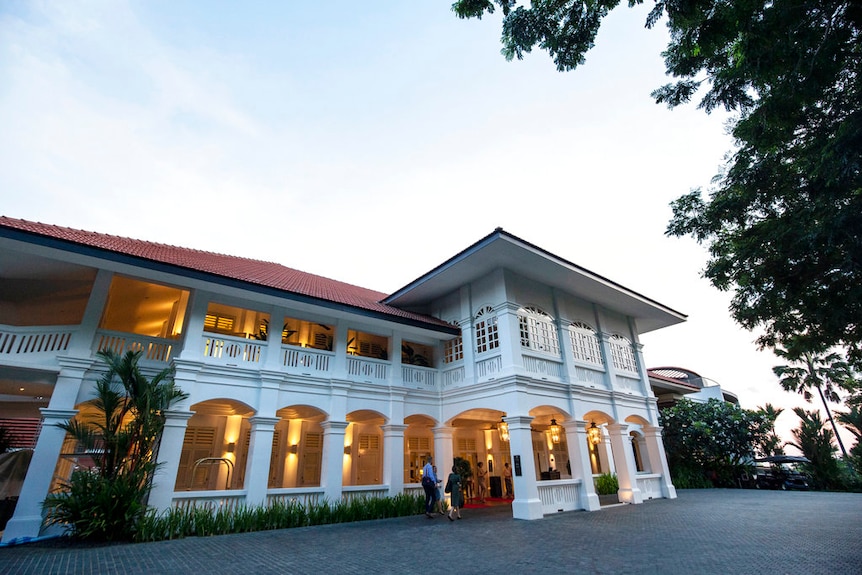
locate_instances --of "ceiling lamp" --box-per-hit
[588,421,602,445]
[549,418,561,444]
[498,417,509,443]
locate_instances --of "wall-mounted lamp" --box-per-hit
[549,418,561,444]
[587,422,602,446]
[344,445,352,455]
[288,444,298,454]
[226,442,236,453]
[497,417,509,443]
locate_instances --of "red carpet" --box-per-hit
[462,497,512,509]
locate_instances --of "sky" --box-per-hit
[0,1,853,451]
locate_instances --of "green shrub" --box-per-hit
[136,492,425,543]
[594,472,619,495]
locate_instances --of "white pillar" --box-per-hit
[566,420,600,511]
[382,424,407,496]
[433,426,455,481]
[505,415,543,520]
[320,420,349,502]
[643,425,677,499]
[1,408,77,543]
[244,416,280,506]
[148,410,194,512]
[607,423,643,504]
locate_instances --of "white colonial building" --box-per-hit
[0,217,682,543]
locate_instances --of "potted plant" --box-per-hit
[594,472,619,505]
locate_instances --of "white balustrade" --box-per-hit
[401,365,436,389]
[536,479,582,514]
[0,325,74,357]
[574,366,607,388]
[476,354,502,379]
[202,334,264,366]
[635,473,663,500]
[94,330,174,363]
[282,346,332,374]
[341,485,388,501]
[442,365,465,388]
[266,488,325,507]
[346,356,388,382]
[523,354,564,379]
[172,490,247,511]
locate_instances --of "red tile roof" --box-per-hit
[0,216,455,331]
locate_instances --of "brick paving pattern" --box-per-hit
[1,489,860,575]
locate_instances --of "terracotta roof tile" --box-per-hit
[0,216,455,330]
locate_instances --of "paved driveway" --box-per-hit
[1,489,860,575]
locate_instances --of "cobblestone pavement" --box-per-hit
[1,489,860,575]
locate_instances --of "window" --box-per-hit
[204,303,269,340]
[347,330,389,360]
[569,322,604,366]
[609,334,638,373]
[443,336,463,364]
[517,306,560,354]
[279,317,334,350]
[402,341,434,366]
[474,306,499,354]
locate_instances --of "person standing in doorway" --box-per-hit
[503,462,513,499]
[422,456,438,518]
[476,461,488,502]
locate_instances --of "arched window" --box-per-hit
[474,306,499,354]
[517,306,560,355]
[609,334,638,373]
[568,322,603,366]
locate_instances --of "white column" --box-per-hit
[244,416,280,506]
[497,303,522,373]
[66,269,112,356]
[148,410,194,511]
[643,425,677,499]
[320,420,349,502]
[433,426,455,481]
[1,408,77,543]
[177,291,209,361]
[382,424,407,496]
[565,420,600,511]
[607,423,643,504]
[505,415,543,520]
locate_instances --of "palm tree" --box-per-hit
[836,405,862,473]
[756,403,785,457]
[44,349,188,540]
[773,343,853,460]
[787,408,842,490]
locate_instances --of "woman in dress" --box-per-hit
[447,465,463,521]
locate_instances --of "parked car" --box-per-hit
[753,455,810,491]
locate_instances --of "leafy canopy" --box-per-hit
[453,1,862,365]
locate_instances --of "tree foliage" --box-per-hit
[43,350,188,541]
[453,1,862,365]
[788,407,848,490]
[660,398,770,487]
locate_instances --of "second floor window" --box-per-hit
[569,322,603,366]
[609,334,638,373]
[443,336,463,364]
[518,306,560,355]
[474,306,499,354]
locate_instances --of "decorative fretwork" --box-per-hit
[474,306,499,354]
[609,334,638,373]
[517,306,560,355]
[568,322,604,366]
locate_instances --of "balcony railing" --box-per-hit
[94,330,174,363]
[202,334,264,367]
[536,479,582,514]
[346,356,388,382]
[401,365,436,389]
[281,346,332,374]
[0,325,74,358]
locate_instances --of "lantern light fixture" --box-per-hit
[497,417,510,443]
[549,418,561,444]
[588,421,602,445]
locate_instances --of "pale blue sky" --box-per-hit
[1,1,844,447]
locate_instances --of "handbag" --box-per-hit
[422,475,434,488]
[444,479,452,494]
